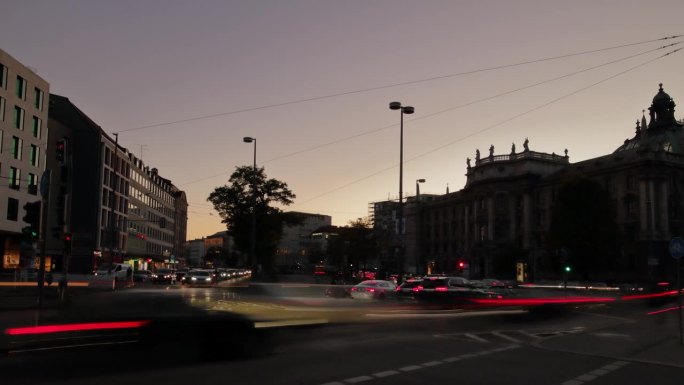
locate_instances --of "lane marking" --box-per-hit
[344,375,373,383]
[372,370,399,378]
[491,331,521,343]
[464,333,489,343]
[559,360,630,385]
[318,345,520,385]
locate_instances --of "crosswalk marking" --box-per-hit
[491,331,521,343]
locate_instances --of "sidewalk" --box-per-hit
[536,306,684,368]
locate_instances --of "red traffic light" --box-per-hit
[64,234,72,242]
[457,261,465,269]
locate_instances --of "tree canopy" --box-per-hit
[207,166,296,273]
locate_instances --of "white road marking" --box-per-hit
[372,370,399,378]
[464,333,489,343]
[318,345,521,385]
[344,375,373,383]
[491,331,521,343]
[559,360,630,385]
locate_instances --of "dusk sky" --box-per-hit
[3,0,683,240]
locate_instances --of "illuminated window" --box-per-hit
[662,142,673,153]
[9,167,20,190]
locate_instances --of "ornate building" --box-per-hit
[406,85,684,283]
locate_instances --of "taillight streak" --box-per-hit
[5,320,150,336]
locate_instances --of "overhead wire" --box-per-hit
[177,40,681,187]
[117,35,682,134]
[294,46,683,207]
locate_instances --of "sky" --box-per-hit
[2,0,684,240]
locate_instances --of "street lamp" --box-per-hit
[389,102,414,273]
[416,178,425,198]
[243,137,257,275]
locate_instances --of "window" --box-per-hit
[13,106,24,129]
[0,64,7,89]
[30,144,39,166]
[7,197,19,221]
[28,173,37,195]
[16,76,26,100]
[0,97,5,121]
[11,136,21,159]
[34,88,44,110]
[9,167,20,190]
[32,116,41,138]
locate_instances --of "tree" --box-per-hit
[204,246,232,268]
[207,166,297,274]
[547,175,621,280]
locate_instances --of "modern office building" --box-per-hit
[46,94,187,273]
[275,212,332,268]
[0,49,49,271]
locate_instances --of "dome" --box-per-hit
[652,83,672,104]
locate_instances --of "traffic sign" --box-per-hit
[670,237,684,259]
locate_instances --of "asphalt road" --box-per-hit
[1,283,682,385]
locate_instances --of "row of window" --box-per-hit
[0,98,43,138]
[0,63,45,111]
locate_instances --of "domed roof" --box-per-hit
[652,83,672,104]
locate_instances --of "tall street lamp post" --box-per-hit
[243,137,257,275]
[416,178,425,198]
[389,102,414,273]
[415,178,425,275]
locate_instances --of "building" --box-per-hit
[275,212,332,268]
[46,94,187,273]
[401,84,684,283]
[0,49,49,271]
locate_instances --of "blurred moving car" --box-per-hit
[151,268,176,284]
[395,278,423,300]
[175,268,189,282]
[133,270,152,283]
[350,280,397,300]
[181,270,214,286]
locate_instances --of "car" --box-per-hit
[350,280,397,300]
[181,270,214,286]
[175,268,189,282]
[133,270,152,283]
[151,268,176,284]
[93,263,132,281]
[395,278,423,300]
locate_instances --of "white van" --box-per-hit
[94,263,132,280]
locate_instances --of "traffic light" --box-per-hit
[457,260,465,271]
[56,139,66,164]
[63,233,72,253]
[22,201,41,239]
[564,265,571,273]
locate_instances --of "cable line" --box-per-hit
[118,35,682,133]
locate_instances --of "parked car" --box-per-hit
[151,268,176,284]
[350,280,397,300]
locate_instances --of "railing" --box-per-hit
[474,151,568,166]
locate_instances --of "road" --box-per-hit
[1,280,682,385]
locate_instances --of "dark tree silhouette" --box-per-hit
[207,166,297,274]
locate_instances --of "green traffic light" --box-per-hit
[564,266,571,272]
